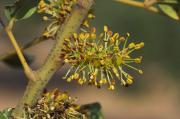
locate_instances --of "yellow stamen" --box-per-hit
[108,84,115,90]
[127,78,133,85]
[104,26,108,32]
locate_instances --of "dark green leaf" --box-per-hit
[0,108,13,119]
[2,53,34,69]
[80,102,104,119]
[4,0,39,21]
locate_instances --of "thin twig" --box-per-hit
[115,0,160,13]
[1,17,31,70]
[4,27,37,81]
[5,28,30,70]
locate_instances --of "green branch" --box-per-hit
[11,0,94,118]
[115,0,160,13]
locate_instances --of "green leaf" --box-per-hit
[4,0,39,21]
[0,108,13,119]
[81,103,104,119]
[158,4,179,20]
[21,7,37,20]
[2,53,34,69]
[157,0,180,20]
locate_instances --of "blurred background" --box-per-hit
[0,0,180,119]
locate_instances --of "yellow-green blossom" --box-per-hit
[61,26,144,90]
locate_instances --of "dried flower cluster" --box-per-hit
[38,0,77,37]
[25,89,86,119]
[61,26,144,90]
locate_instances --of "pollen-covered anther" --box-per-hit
[43,31,50,37]
[128,43,136,49]
[135,56,143,63]
[127,78,133,85]
[88,13,95,19]
[99,78,107,85]
[135,42,145,49]
[108,84,115,90]
[72,73,79,80]
[43,16,49,21]
[89,27,97,39]
[104,25,109,32]
[82,12,96,28]
[138,70,143,74]
[78,78,85,85]
[67,77,73,82]
[119,36,126,41]
[83,20,90,28]
[38,0,47,12]
[110,33,119,43]
[64,59,69,63]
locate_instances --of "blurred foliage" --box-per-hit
[4,0,38,21]
[2,53,34,69]
[148,0,180,21]
[80,103,104,119]
[0,108,13,119]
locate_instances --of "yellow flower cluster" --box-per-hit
[38,0,77,38]
[25,89,86,119]
[38,0,77,19]
[61,26,144,90]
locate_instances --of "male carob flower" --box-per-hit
[38,0,77,38]
[25,89,86,119]
[61,26,144,90]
